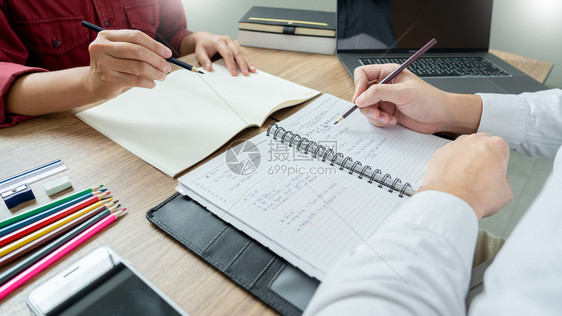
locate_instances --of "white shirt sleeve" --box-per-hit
[469,89,562,315]
[304,89,562,316]
[477,89,562,160]
[304,191,478,316]
[469,145,562,315]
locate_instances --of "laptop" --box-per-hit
[336,0,547,94]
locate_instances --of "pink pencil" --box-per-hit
[0,209,127,300]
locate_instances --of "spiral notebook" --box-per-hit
[177,94,450,280]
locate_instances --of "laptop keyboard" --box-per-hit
[359,57,511,78]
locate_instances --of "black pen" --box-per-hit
[81,20,204,74]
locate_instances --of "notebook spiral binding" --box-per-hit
[267,124,413,197]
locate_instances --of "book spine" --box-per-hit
[238,30,336,55]
[266,124,414,197]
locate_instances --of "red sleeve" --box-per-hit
[158,0,191,56]
[0,6,46,128]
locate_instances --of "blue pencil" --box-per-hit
[0,189,106,238]
[0,208,114,286]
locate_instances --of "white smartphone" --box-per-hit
[27,247,188,316]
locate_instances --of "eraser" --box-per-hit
[2,184,35,208]
[43,176,72,196]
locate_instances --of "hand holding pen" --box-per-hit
[81,20,202,100]
[345,38,482,136]
[335,38,437,124]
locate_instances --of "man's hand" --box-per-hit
[419,133,513,219]
[353,64,483,135]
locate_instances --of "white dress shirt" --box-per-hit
[304,89,562,316]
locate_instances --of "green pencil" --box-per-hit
[0,185,103,229]
[0,207,115,286]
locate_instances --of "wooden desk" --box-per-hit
[0,47,552,315]
[490,49,553,84]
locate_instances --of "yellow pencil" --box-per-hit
[0,199,114,258]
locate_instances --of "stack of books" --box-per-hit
[238,6,336,55]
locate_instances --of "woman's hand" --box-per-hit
[182,31,256,76]
[86,29,173,99]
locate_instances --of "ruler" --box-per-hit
[0,160,68,194]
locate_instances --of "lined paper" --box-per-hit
[178,94,449,279]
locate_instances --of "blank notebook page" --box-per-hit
[76,60,318,177]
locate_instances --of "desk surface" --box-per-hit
[489,49,553,84]
[0,47,552,315]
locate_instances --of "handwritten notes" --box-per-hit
[178,94,449,279]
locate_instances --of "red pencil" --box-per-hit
[0,204,117,268]
[0,208,127,300]
[0,192,110,248]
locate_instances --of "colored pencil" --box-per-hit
[0,192,110,246]
[0,185,103,229]
[0,190,107,238]
[0,208,127,299]
[0,199,113,257]
[81,20,204,74]
[0,206,119,285]
[0,203,117,268]
[334,38,437,124]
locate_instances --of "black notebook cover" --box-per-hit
[146,192,320,316]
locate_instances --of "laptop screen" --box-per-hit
[337,0,493,53]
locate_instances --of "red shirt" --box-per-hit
[0,0,191,128]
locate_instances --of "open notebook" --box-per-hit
[177,94,450,280]
[76,60,319,177]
